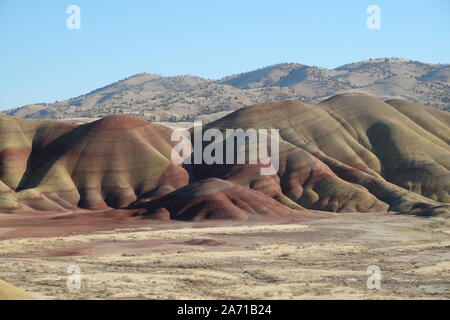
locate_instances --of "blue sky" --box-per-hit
[0,0,449,110]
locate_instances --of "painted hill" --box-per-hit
[5,58,450,122]
[197,93,450,215]
[0,280,35,300]
[0,93,449,219]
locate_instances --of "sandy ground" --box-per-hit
[0,212,449,300]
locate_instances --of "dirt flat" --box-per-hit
[0,212,449,300]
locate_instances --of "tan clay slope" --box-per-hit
[0,114,77,212]
[1,113,302,220]
[0,280,35,300]
[385,99,450,143]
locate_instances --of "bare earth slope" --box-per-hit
[1,93,449,219]
[0,214,449,299]
[6,58,450,122]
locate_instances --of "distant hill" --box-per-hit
[5,58,450,122]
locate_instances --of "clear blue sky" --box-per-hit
[1,0,449,110]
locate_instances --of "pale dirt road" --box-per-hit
[0,213,449,300]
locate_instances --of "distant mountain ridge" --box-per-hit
[5,58,450,122]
